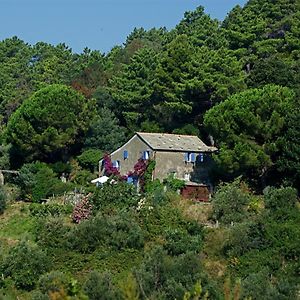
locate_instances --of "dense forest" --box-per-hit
[0,0,299,299]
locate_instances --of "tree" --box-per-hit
[204,85,297,186]
[276,108,300,188]
[0,37,33,120]
[174,6,228,49]
[84,107,126,152]
[110,47,159,130]
[5,84,95,165]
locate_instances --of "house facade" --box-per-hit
[99,132,217,200]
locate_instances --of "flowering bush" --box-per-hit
[72,194,92,224]
[103,153,120,177]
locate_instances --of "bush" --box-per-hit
[72,195,92,223]
[35,217,69,249]
[83,271,121,300]
[29,203,73,218]
[91,181,140,211]
[0,241,50,290]
[212,178,252,225]
[67,212,144,253]
[134,246,220,300]
[264,186,298,212]
[0,187,7,214]
[77,149,103,172]
[38,271,69,296]
[17,162,67,202]
[163,228,202,256]
[163,175,185,192]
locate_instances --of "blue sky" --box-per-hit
[0,0,247,54]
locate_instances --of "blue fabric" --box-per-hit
[127,176,133,184]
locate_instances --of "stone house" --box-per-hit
[99,132,217,201]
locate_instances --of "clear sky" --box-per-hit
[0,0,247,54]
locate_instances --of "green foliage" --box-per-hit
[6,84,95,165]
[143,159,156,192]
[29,203,72,218]
[204,85,297,185]
[163,175,185,192]
[276,108,300,188]
[77,148,102,172]
[134,246,220,300]
[0,241,50,290]
[163,227,203,256]
[264,186,298,212]
[35,217,70,249]
[0,2,300,298]
[84,107,126,152]
[83,271,121,300]
[38,271,69,296]
[91,181,140,211]
[0,187,7,215]
[212,178,252,224]
[67,212,144,253]
[18,162,68,202]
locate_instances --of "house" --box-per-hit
[99,132,217,201]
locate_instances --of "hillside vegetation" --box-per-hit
[0,0,299,299]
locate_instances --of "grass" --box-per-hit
[0,202,35,248]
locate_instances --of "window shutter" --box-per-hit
[191,153,196,162]
[143,151,149,160]
[184,153,189,162]
[123,150,128,159]
[113,160,120,169]
[199,153,204,162]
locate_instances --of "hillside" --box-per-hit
[0,0,299,299]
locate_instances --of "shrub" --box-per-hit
[67,212,144,253]
[17,162,67,202]
[0,187,7,214]
[264,186,298,212]
[29,203,72,218]
[38,271,69,296]
[163,175,185,192]
[223,221,268,257]
[212,178,252,225]
[0,241,50,290]
[91,181,140,211]
[35,217,69,249]
[164,228,202,256]
[83,271,121,300]
[72,195,93,223]
[109,212,145,250]
[77,149,103,172]
[134,246,219,300]
[67,214,112,253]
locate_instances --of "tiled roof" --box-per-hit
[136,132,217,152]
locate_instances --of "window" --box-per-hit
[142,150,150,160]
[112,160,120,169]
[123,150,128,159]
[184,152,196,163]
